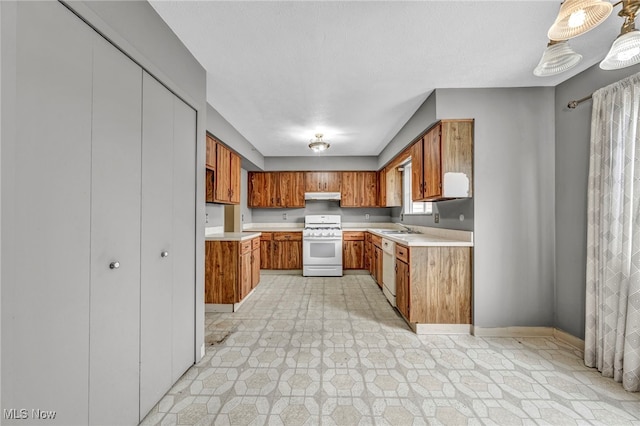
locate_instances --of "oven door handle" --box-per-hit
[303,237,343,242]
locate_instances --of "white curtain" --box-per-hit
[585,72,640,392]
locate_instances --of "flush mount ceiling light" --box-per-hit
[548,0,613,40]
[536,0,640,76]
[308,133,330,153]
[534,40,583,76]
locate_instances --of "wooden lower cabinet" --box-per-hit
[343,231,365,269]
[205,236,261,304]
[260,231,302,270]
[251,238,260,289]
[364,233,373,273]
[394,244,472,324]
[371,234,383,287]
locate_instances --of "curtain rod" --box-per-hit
[568,94,593,109]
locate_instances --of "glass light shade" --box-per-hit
[533,41,583,76]
[309,141,330,152]
[547,0,613,40]
[600,30,640,69]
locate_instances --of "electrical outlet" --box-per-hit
[241,214,244,222]
[283,213,287,220]
[434,213,440,223]
[365,213,370,220]
[205,213,209,224]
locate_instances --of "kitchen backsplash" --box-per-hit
[250,200,392,224]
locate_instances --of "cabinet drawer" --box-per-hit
[365,232,372,243]
[241,240,252,254]
[343,231,364,241]
[371,234,382,248]
[252,237,260,250]
[261,232,273,241]
[395,244,409,263]
[274,232,302,241]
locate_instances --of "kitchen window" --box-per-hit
[402,161,433,215]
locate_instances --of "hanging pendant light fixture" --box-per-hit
[308,133,330,153]
[600,0,640,69]
[547,0,613,40]
[533,40,583,76]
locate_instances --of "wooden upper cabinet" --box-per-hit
[340,171,378,207]
[213,142,241,205]
[278,172,305,208]
[377,169,386,207]
[411,139,424,202]
[229,151,241,204]
[248,172,304,208]
[423,125,442,199]
[362,171,378,207]
[304,171,341,192]
[411,119,473,202]
[205,135,216,170]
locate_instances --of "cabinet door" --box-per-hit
[205,241,238,303]
[215,143,231,202]
[260,233,273,269]
[239,250,252,301]
[140,72,174,418]
[205,135,216,169]
[230,151,241,204]
[423,125,442,200]
[362,172,378,207]
[206,170,215,203]
[249,172,276,207]
[90,35,142,425]
[251,246,261,289]
[411,139,424,201]
[396,259,410,320]
[378,169,386,207]
[343,240,364,269]
[279,172,305,207]
[325,172,342,192]
[273,233,302,269]
[375,246,384,287]
[305,171,323,192]
[340,172,359,206]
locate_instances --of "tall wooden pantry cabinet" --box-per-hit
[2,2,197,425]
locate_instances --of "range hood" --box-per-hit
[304,192,341,201]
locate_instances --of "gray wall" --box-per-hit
[208,103,264,171]
[264,156,378,171]
[251,201,391,224]
[378,90,437,168]
[391,199,474,232]
[436,88,556,329]
[555,63,640,339]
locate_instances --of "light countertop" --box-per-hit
[205,231,261,242]
[219,223,474,247]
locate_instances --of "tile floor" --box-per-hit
[141,274,640,425]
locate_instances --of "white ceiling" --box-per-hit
[149,1,622,157]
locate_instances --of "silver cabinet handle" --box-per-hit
[161,251,169,258]
[109,261,120,270]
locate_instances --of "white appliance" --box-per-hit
[304,192,341,201]
[382,238,396,306]
[302,215,343,277]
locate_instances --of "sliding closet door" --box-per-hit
[3,2,93,424]
[88,35,143,425]
[172,95,197,381]
[140,72,175,416]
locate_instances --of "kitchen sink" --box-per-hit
[379,229,421,235]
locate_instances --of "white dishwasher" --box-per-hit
[381,238,396,307]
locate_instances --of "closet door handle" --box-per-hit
[109,261,120,270]
[161,251,169,258]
